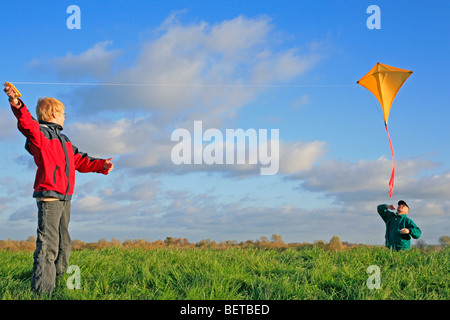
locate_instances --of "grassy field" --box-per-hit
[0,246,448,300]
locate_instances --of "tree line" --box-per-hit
[1,235,449,252]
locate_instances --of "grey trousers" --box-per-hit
[31,200,71,294]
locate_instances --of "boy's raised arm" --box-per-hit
[4,85,42,147]
[377,204,394,222]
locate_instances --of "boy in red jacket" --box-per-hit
[4,84,114,294]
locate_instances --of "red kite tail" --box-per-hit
[385,125,395,198]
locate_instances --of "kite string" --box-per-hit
[366,91,384,121]
[8,81,355,88]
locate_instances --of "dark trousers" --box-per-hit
[32,200,72,294]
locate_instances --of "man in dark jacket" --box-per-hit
[377,200,422,251]
[4,84,114,294]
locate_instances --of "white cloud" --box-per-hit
[65,175,449,244]
[4,160,448,244]
[67,116,327,178]
[279,140,327,173]
[290,156,450,215]
[43,14,324,126]
[25,13,328,179]
[29,41,122,81]
[72,195,122,214]
[251,49,321,84]
[294,157,391,194]
[396,169,450,200]
[66,117,160,158]
[206,15,271,56]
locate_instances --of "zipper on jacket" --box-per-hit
[56,131,71,199]
[53,166,59,184]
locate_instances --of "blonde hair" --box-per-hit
[36,97,65,122]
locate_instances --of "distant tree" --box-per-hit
[173,238,183,246]
[314,240,326,248]
[71,239,86,250]
[439,236,450,248]
[97,238,108,248]
[123,239,133,247]
[258,236,269,244]
[329,235,343,251]
[416,238,427,250]
[164,237,174,245]
[241,239,254,248]
[196,239,211,247]
[152,239,164,247]
[222,240,237,247]
[110,237,122,247]
[271,234,285,244]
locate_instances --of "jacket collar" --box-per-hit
[38,120,63,131]
[394,212,406,218]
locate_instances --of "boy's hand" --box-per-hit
[3,85,21,107]
[400,228,410,234]
[387,205,396,211]
[104,157,114,174]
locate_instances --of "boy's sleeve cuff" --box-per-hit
[10,98,23,108]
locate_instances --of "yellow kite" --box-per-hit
[357,63,412,125]
[357,62,413,197]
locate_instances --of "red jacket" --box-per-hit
[11,99,109,200]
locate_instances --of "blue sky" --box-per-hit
[1,0,449,245]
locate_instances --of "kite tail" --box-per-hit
[385,125,395,197]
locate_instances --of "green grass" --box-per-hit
[0,246,448,300]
